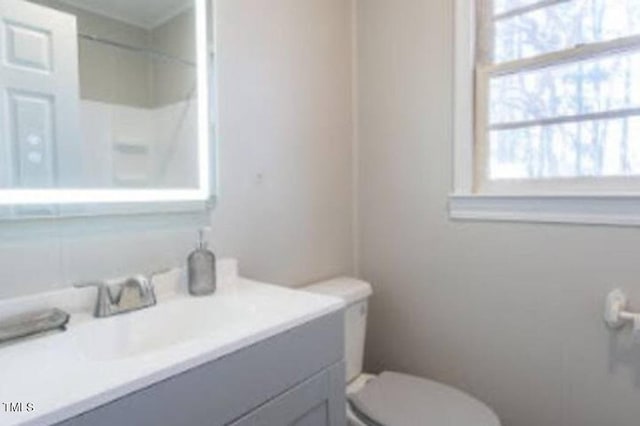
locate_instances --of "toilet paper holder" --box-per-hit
[605,289,640,331]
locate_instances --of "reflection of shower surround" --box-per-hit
[80,100,199,188]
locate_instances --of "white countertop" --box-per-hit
[0,261,344,426]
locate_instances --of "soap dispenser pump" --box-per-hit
[188,228,216,296]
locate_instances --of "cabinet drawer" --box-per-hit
[229,362,346,426]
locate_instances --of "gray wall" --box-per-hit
[214,0,354,284]
[357,1,640,426]
[211,0,355,286]
[0,0,354,298]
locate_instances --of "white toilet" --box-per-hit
[304,278,501,426]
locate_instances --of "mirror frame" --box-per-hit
[0,0,215,217]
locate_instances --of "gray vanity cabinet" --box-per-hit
[57,311,346,426]
[229,364,344,426]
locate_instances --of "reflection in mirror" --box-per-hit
[0,0,207,192]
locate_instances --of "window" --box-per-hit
[451,0,640,226]
[479,0,640,191]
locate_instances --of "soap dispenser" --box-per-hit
[188,228,216,296]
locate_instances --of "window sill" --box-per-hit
[449,194,640,226]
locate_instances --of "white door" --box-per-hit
[0,0,80,188]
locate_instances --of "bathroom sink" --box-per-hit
[72,296,255,360]
[0,261,345,426]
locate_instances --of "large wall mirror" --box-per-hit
[0,0,215,218]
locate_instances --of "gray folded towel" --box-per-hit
[0,308,70,344]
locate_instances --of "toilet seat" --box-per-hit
[347,372,500,426]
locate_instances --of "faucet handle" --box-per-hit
[73,281,114,318]
[73,273,163,318]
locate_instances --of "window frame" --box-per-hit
[450,0,640,226]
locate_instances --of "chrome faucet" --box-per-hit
[75,274,157,318]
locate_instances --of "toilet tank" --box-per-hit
[303,278,373,383]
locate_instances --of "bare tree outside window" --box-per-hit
[480,0,640,180]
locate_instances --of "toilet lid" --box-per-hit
[348,372,500,426]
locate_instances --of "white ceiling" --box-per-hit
[57,0,192,29]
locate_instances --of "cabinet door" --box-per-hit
[229,363,346,426]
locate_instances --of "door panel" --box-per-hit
[5,21,53,71]
[8,90,55,186]
[0,0,80,188]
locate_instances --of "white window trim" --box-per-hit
[450,0,640,227]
